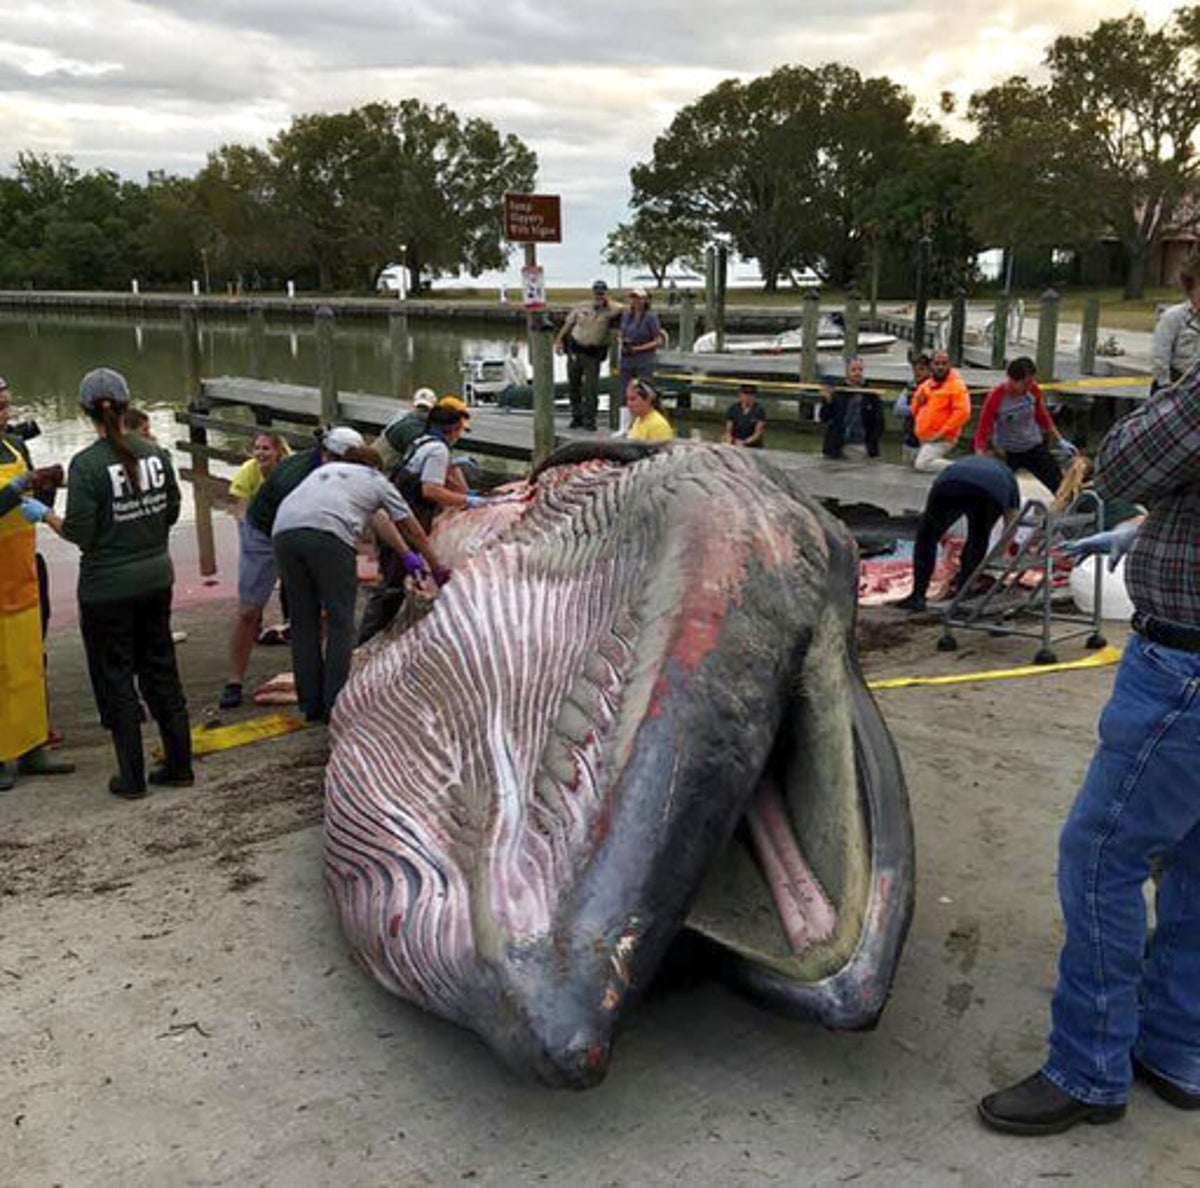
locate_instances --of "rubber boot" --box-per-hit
[155,708,194,783]
[109,718,146,798]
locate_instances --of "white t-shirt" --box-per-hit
[273,462,411,548]
[403,437,451,487]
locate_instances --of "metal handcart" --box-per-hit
[936,491,1109,664]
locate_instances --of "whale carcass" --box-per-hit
[325,442,913,1086]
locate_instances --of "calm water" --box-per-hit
[0,310,525,467]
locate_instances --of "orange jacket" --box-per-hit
[913,369,971,443]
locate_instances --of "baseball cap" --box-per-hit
[78,367,131,412]
[630,286,649,299]
[436,395,471,427]
[412,387,437,410]
[592,279,608,293]
[322,426,365,457]
[738,381,758,394]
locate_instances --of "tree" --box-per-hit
[630,64,917,290]
[968,7,1200,298]
[603,207,706,287]
[269,101,536,291]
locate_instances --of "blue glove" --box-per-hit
[19,497,51,524]
[5,473,31,495]
[1061,520,1140,571]
[399,550,428,577]
[465,494,491,509]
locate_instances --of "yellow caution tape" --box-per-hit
[190,712,309,756]
[655,370,1147,400]
[867,644,1122,691]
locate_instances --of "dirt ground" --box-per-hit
[2,600,1197,1188]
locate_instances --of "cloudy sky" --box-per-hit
[0,0,1180,285]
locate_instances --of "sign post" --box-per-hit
[504,193,561,465]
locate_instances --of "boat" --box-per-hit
[693,313,897,356]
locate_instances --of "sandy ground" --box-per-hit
[2,599,1197,1188]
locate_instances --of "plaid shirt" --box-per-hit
[1096,366,1200,626]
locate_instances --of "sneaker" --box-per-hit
[219,682,243,710]
[893,594,927,613]
[109,775,149,800]
[148,765,195,788]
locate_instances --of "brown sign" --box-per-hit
[503,193,562,244]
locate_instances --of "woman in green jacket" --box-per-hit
[26,368,192,799]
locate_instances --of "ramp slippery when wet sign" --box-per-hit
[503,193,561,243]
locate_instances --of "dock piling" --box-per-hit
[1079,296,1100,375]
[315,305,338,423]
[800,290,820,385]
[1036,289,1060,381]
[389,307,411,400]
[247,301,266,382]
[990,295,1010,370]
[181,304,217,577]
[678,290,696,352]
[531,321,555,465]
[843,287,861,361]
[949,287,966,366]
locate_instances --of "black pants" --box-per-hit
[911,484,1005,601]
[566,348,604,427]
[821,393,882,458]
[1003,444,1062,494]
[80,588,191,792]
[274,528,357,721]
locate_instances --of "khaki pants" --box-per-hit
[915,440,956,472]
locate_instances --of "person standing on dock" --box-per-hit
[911,349,971,472]
[973,356,1074,494]
[617,288,665,399]
[980,361,1200,1135]
[724,382,767,448]
[1150,252,1200,393]
[555,280,622,431]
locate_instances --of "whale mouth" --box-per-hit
[325,441,912,1083]
[687,666,912,1028]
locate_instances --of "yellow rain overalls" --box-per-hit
[0,437,48,762]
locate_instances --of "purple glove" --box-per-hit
[432,566,452,587]
[399,550,429,577]
[5,473,31,495]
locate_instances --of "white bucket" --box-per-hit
[1069,555,1136,621]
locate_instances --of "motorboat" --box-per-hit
[693,313,896,356]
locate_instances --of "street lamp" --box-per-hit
[398,243,407,300]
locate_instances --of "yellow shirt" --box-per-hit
[229,458,265,501]
[628,410,674,442]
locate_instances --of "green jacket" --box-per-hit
[61,436,181,604]
[245,448,322,536]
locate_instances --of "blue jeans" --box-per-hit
[1044,635,1200,1105]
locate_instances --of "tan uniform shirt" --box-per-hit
[562,301,622,349]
